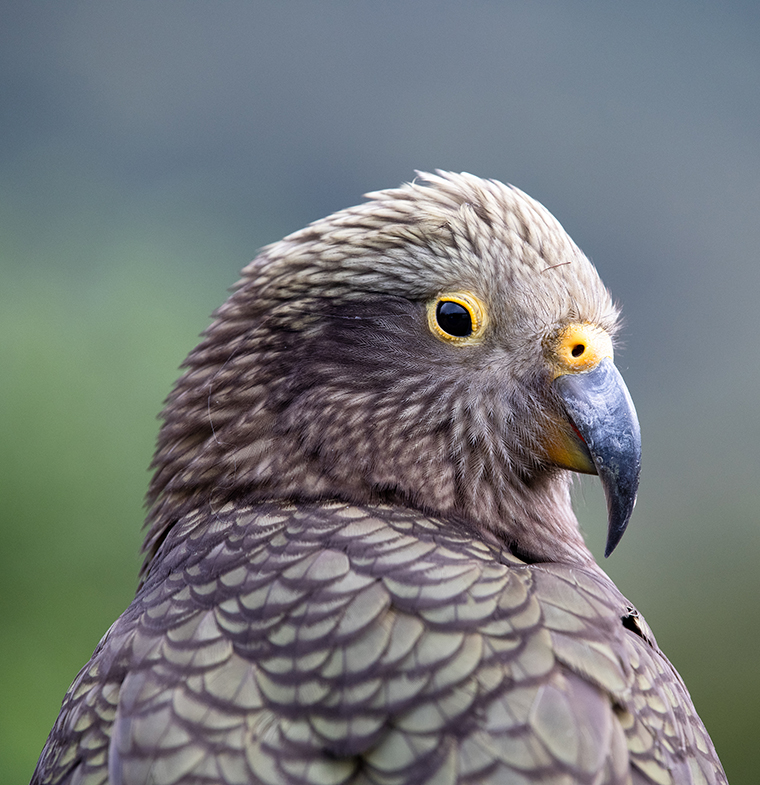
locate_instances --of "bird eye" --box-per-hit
[436,301,472,337]
[427,292,487,344]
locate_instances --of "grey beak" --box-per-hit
[554,358,641,556]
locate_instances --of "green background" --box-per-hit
[2,3,758,782]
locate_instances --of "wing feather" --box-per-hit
[33,503,724,785]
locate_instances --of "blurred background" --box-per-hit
[2,2,758,782]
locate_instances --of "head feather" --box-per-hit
[143,172,618,572]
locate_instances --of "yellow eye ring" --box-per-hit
[427,292,487,344]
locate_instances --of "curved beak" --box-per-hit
[553,358,641,557]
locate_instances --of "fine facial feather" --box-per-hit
[145,172,617,570]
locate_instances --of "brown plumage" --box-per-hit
[33,172,725,784]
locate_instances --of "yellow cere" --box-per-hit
[546,323,613,378]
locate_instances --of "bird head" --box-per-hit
[145,172,640,568]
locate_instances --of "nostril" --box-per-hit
[571,343,585,358]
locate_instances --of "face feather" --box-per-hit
[144,171,621,570]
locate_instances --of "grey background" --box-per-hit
[2,3,758,781]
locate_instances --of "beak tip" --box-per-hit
[604,530,624,558]
[604,520,629,558]
[602,464,640,557]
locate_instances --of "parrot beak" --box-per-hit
[552,358,641,557]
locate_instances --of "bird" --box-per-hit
[32,171,725,785]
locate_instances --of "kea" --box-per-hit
[33,172,725,785]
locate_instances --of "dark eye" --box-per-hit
[427,292,486,344]
[436,300,473,337]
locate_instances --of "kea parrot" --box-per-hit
[33,172,726,785]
